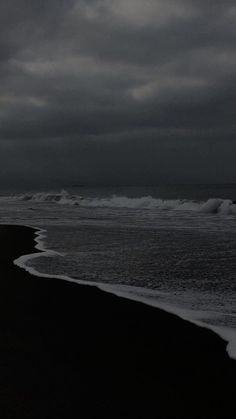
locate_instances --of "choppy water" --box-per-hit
[1,184,236,358]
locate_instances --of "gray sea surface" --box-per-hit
[1,184,236,349]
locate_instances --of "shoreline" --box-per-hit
[0,224,235,418]
[14,224,236,360]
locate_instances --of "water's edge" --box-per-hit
[13,224,236,361]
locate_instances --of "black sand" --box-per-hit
[0,225,235,418]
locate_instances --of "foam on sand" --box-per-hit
[14,225,236,361]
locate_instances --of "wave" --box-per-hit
[1,190,236,215]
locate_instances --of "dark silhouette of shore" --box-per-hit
[0,225,235,418]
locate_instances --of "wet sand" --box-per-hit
[0,225,235,418]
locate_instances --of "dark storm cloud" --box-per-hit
[1,0,236,185]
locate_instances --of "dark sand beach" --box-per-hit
[0,225,235,418]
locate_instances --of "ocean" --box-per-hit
[1,184,236,358]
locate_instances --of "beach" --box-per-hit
[0,224,235,418]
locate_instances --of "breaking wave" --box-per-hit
[81,196,236,214]
[1,190,236,215]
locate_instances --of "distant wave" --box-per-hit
[1,190,236,215]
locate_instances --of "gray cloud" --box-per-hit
[0,0,236,186]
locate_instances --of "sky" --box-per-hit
[1,0,236,187]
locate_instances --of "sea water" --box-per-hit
[0,184,236,358]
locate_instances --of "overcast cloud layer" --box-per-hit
[1,0,236,186]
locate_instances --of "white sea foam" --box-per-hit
[13,226,236,361]
[2,190,236,215]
